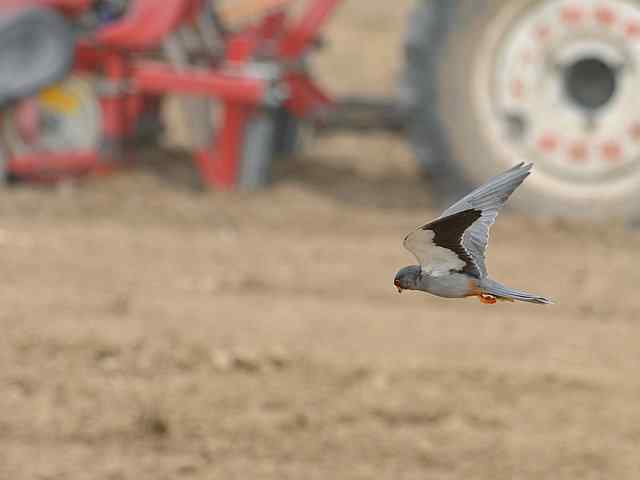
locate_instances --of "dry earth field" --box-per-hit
[2,2,640,479]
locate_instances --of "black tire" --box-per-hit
[0,7,74,106]
[403,1,469,206]
[273,106,300,158]
[405,0,640,222]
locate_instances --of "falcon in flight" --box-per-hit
[394,163,552,305]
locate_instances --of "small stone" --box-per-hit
[232,351,262,372]
[99,356,121,373]
[266,347,290,369]
[211,350,233,371]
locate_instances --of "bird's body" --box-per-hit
[395,266,476,298]
[420,273,477,299]
[394,163,552,305]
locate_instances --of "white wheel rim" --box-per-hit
[3,76,101,155]
[474,0,640,201]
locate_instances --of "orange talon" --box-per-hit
[479,294,497,305]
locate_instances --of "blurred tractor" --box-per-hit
[0,4,75,176]
[3,0,640,223]
[0,0,330,186]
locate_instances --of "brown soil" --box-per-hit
[2,2,640,479]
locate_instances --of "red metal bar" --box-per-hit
[125,94,146,136]
[14,99,40,146]
[284,71,334,117]
[73,43,108,72]
[239,9,289,58]
[260,10,288,42]
[132,61,267,104]
[226,27,262,62]
[183,0,205,23]
[278,0,341,59]
[8,151,99,176]
[195,104,251,188]
[101,53,128,141]
[40,0,90,14]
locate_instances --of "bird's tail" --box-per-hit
[480,279,553,305]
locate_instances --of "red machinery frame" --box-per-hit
[1,0,341,187]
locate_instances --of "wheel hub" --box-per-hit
[3,77,101,154]
[563,56,617,111]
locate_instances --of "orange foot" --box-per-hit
[479,294,497,305]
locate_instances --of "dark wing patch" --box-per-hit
[421,208,482,276]
[438,163,532,277]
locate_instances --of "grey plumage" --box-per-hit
[395,163,553,305]
[439,162,532,278]
[479,278,553,305]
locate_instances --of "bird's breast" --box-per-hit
[421,273,479,299]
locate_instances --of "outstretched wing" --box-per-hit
[438,163,532,277]
[403,208,482,277]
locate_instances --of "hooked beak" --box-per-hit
[394,280,402,293]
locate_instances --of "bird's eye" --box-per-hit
[394,279,401,287]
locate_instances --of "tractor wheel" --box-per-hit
[0,76,103,183]
[2,76,102,156]
[405,0,640,221]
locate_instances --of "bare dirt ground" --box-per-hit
[3,2,640,479]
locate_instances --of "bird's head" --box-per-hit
[394,265,422,293]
